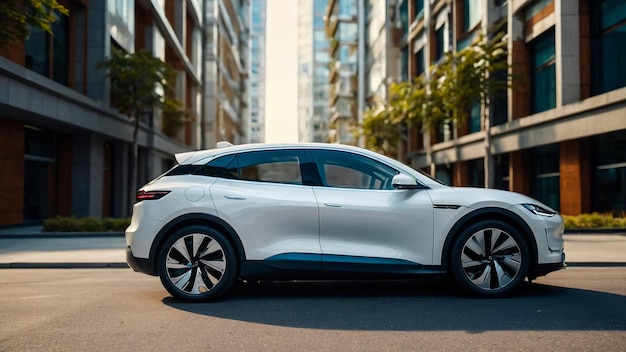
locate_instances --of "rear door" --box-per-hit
[209,150,321,262]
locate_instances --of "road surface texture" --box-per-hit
[0,267,624,351]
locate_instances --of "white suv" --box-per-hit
[125,142,565,302]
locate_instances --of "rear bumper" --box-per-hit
[126,246,157,276]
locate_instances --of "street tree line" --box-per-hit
[361,28,512,188]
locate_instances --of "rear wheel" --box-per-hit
[157,226,238,302]
[450,220,529,297]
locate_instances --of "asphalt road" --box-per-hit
[0,267,624,351]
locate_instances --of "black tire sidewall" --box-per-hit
[157,225,238,302]
[450,220,529,298]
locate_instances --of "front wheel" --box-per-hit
[450,220,529,297]
[157,226,238,302]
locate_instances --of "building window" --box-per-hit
[415,48,425,75]
[436,165,452,186]
[532,144,560,211]
[469,101,481,133]
[401,47,409,81]
[435,25,445,61]
[23,127,56,222]
[593,131,626,212]
[413,0,424,20]
[24,11,69,86]
[494,154,510,191]
[436,120,453,143]
[529,28,556,114]
[467,158,485,187]
[590,0,626,96]
[462,0,481,33]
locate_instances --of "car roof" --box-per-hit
[175,142,383,165]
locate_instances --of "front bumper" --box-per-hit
[530,252,566,280]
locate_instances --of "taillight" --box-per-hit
[136,190,170,202]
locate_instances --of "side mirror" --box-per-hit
[392,174,424,189]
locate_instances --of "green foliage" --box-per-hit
[43,216,130,232]
[97,48,181,121]
[361,105,402,155]
[162,98,192,138]
[0,0,68,49]
[563,213,626,230]
[360,28,512,149]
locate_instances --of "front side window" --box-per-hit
[312,150,398,190]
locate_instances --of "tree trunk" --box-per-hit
[128,115,139,215]
[483,100,495,189]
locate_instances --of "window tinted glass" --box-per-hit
[313,150,398,190]
[197,155,238,179]
[238,151,303,184]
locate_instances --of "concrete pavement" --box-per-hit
[0,226,624,268]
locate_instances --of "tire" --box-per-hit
[450,220,529,298]
[157,225,238,302]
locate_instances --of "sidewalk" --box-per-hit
[0,226,624,268]
[0,226,126,268]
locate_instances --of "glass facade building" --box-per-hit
[298,0,331,143]
[249,0,267,143]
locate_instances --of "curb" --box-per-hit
[0,232,124,239]
[0,262,129,269]
[565,262,626,267]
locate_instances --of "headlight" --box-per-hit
[522,204,557,217]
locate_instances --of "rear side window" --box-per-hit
[238,151,302,184]
[197,155,237,179]
[198,151,303,185]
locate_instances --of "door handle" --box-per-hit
[224,195,246,200]
[324,203,342,207]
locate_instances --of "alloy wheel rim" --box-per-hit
[460,228,522,291]
[165,233,226,295]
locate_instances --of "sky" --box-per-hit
[264,0,299,143]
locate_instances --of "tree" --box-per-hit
[0,0,68,49]
[361,28,511,186]
[438,31,510,188]
[97,49,185,213]
[360,69,446,170]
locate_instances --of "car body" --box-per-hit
[125,142,565,302]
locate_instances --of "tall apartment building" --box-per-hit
[0,0,250,226]
[395,0,626,215]
[325,0,361,144]
[298,0,332,143]
[322,0,403,146]
[203,0,250,147]
[249,0,266,143]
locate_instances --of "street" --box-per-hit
[0,267,624,351]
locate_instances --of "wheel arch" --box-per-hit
[441,207,538,273]
[146,213,246,276]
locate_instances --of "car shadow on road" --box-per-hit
[162,278,626,332]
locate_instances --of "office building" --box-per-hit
[396,0,626,215]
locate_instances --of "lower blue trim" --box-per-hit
[239,253,445,280]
